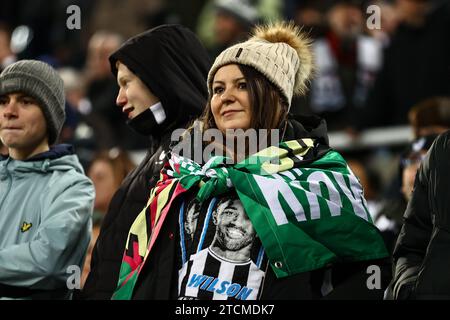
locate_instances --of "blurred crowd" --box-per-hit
[1,0,449,292]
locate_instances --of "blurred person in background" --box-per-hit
[211,0,259,58]
[0,0,93,67]
[375,134,438,254]
[59,67,91,148]
[387,130,450,299]
[80,148,136,289]
[399,138,433,204]
[303,0,384,131]
[79,24,211,300]
[87,0,171,40]
[409,96,450,139]
[288,0,329,117]
[360,0,450,129]
[291,0,332,40]
[88,148,136,220]
[374,96,450,254]
[58,67,117,168]
[197,0,260,59]
[365,0,399,47]
[0,23,16,72]
[84,31,124,87]
[347,158,383,222]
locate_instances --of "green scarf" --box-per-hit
[112,139,388,299]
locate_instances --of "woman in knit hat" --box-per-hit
[113,22,390,300]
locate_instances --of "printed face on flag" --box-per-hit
[212,198,256,253]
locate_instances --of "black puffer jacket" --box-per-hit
[80,24,211,299]
[130,115,390,300]
[388,130,450,299]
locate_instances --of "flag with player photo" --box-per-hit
[112,138,388,299]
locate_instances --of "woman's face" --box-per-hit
[210,64,251,133]
[88,159,117,212]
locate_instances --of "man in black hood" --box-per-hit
[80,24,211,299]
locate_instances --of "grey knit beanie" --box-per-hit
[208,21,314,108]
[0,60,65,145]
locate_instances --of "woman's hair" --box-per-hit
[199,64,289,132]
[408,96,450,138]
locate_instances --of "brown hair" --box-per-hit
[408,97,450,138]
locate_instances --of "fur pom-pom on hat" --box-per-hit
[252,21,313,97]
[207,21,314,108]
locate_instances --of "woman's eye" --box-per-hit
[238,82,247,90]
[213,87,224,94]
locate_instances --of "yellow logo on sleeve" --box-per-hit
[20,222,33,233]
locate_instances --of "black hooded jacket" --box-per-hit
[388,130,450,299]
[129,115,390,300]
[80,25,211,299]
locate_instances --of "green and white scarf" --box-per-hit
[112,138,388,299]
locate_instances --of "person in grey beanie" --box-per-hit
[0,60,94,299]
[0,59,65,146]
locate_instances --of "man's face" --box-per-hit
[0,93,48,158]
[214,198,255,251]
[115,62,160,120]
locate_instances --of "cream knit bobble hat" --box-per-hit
[207,21,313,109]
